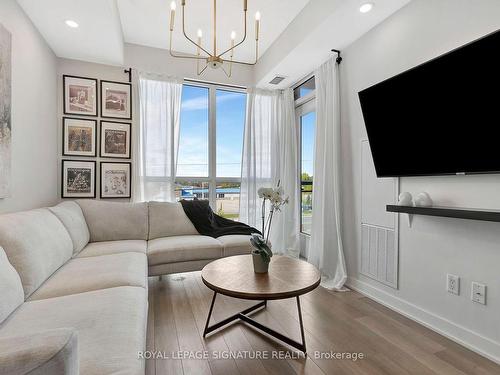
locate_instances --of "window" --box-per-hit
[177,85,209,177]
[295,76,316,235]
[216,90,245,177]
[294,76,315,101]
[176,83,246,221]
[300,110,315,234]
[175,180,210,200]
[215,89,246,220]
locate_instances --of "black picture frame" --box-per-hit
[63,75,98,117]
[100,80,132,120]
[99,120,131,159]
[100,161,132,199]
[62,117,97,157]
[61,159,96,199]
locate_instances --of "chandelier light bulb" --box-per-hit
[169,2,176,31]
[255,11,261,21]
[197,29,203,38]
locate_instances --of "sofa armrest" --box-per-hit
[0,328,78,375]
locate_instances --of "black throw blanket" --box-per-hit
[180,199,261,238]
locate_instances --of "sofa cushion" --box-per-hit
[0,287,147,375]
[0,209,73,298]
[49,201,90,255]
[148,201,199,239]
[0,247,24,324]
[147,235,223,265]
[148,259,214,276]
[77,240,147,258]
[29,252,147,300]
[217,235,253,257]
[77,200,148,242]
[0,328,78,375]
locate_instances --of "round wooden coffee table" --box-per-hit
[201,254,321,353]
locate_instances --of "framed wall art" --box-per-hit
[61,160,96,198]
[63,75,98,117]
[100,162,131,199]
[62,117,97,157]
[100,121,131,159]
[100,80,132,119]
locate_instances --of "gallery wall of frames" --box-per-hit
[60,74,132,200]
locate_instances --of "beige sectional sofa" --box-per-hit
[0,200,252,375]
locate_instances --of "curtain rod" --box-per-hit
[331,49,342,64]
[121,68,247,89]
[124,68,132,82]
[127,50,340,89]
[184,78,246,90]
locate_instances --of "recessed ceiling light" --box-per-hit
[65,20,79,28]
[359,3,374,13]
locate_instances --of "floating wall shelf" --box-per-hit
[386,205,500,226]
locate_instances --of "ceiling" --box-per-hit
[255,0,412,88]
[16,0,124,65]
[119,0,311,62]
[16,0,310,65]
[16,0,411,86]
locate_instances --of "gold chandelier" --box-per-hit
[169,0,261,77]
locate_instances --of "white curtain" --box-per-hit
[270,89,300,253]
[133,72,183,202]
[240,88,299,253]
[308,57,347,290]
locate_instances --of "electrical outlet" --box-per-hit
[447,274,460,295]
[471,282,486,305]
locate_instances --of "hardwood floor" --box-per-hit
[146,273,500,375]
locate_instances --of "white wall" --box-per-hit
[341,0,500,362]
[58,44,254,103]
[125,43,254,88]
[0,0,58,213]
[59,42,253,86]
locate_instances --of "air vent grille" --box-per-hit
[269,76,286,85]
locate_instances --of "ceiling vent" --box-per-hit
[269,76,286,85]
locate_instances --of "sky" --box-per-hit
[301,111,315,177]
[177,85,210,177]
[177,84,314,179]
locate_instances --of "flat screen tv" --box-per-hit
[358,29,500,177]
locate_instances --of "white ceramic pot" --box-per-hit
[252,251,269,273]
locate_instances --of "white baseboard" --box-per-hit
[346,276,500,365]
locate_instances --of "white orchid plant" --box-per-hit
[250,183,289,263]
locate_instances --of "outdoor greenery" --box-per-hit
[218,182,240,189]
[301,172,312,181]
[301,172,313,193]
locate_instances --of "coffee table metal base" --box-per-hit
[203,292,307,353]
